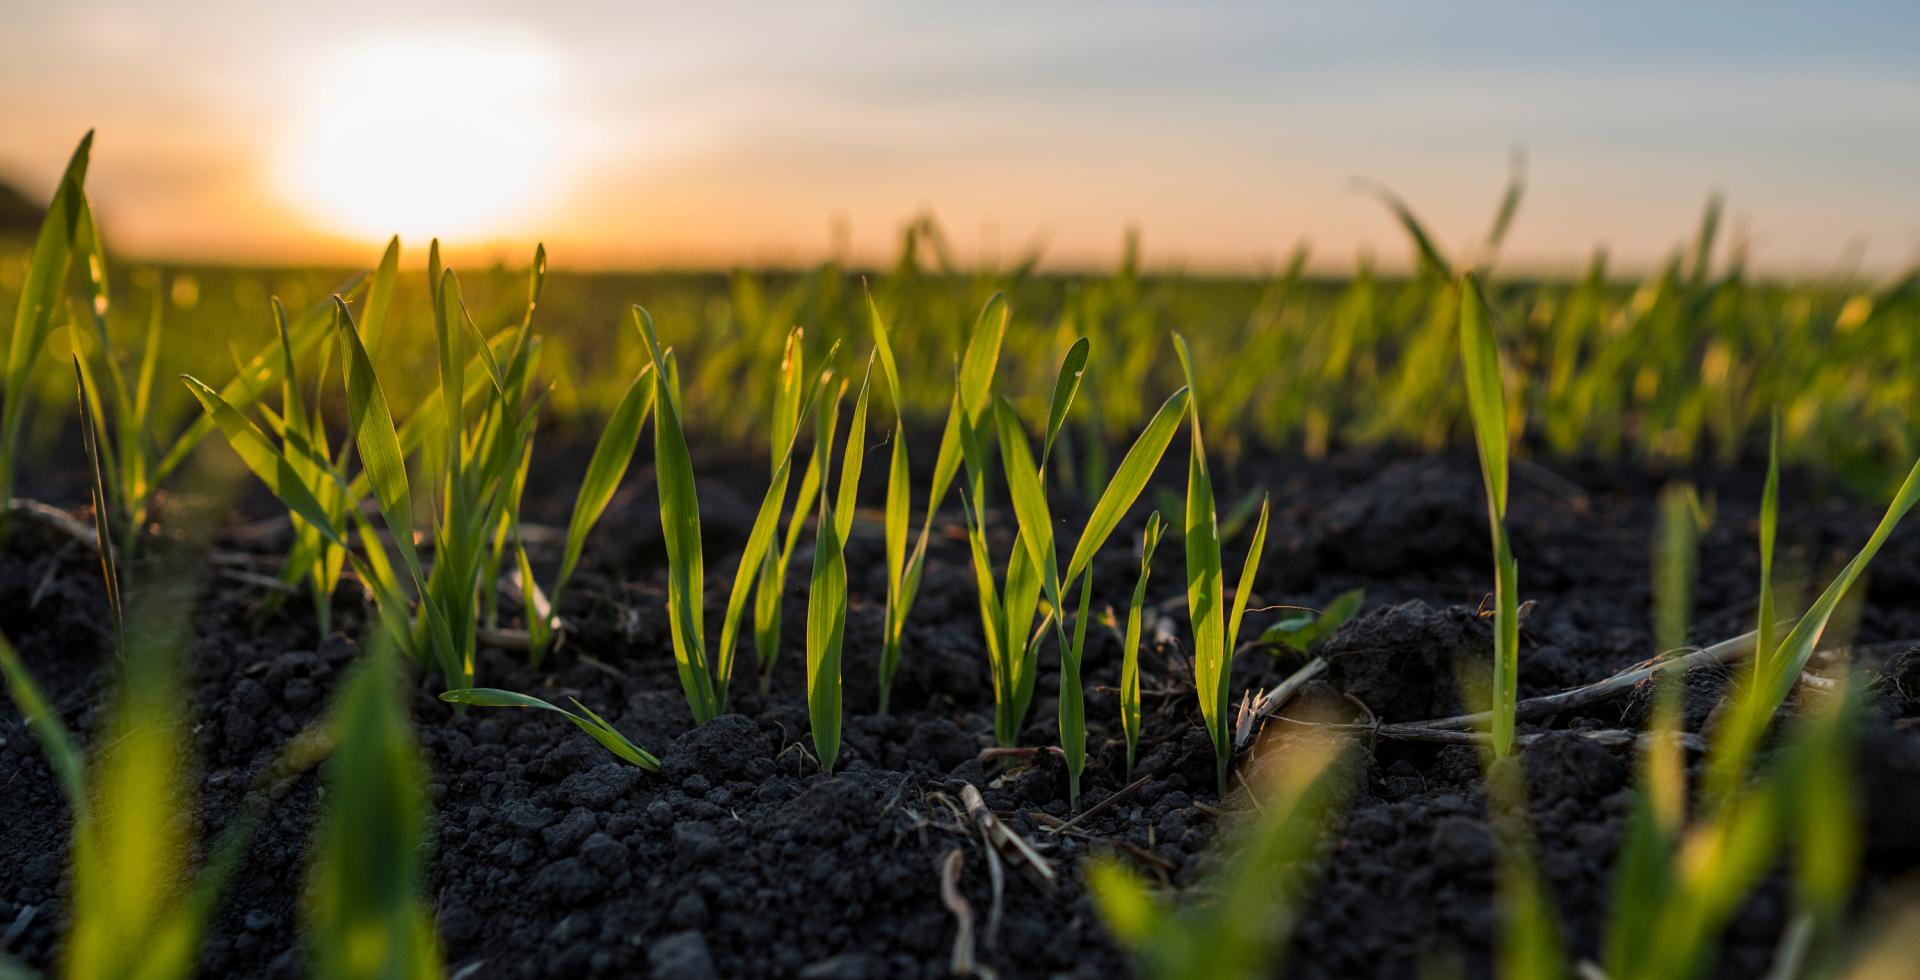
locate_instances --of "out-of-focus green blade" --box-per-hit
[1356,177,1451,279]
[1063,386,1188,589]
[1756,417,1780,672]
[1478,149,1526,271]
[0,631,86,810]
[310,646,443,980]
[1459,273,1509,516]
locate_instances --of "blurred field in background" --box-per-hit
[7,206,1916,494]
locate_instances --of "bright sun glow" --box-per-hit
[279,31,565,243]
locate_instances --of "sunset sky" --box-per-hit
[2,1,1915,275]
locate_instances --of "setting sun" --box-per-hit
[276,30,567,243]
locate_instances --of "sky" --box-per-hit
[1,1,1916,276]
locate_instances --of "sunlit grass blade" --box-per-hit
[1042,337,1090,465]
[152,274,370,489]
[1,131,92,533]
[335,297,466,686]
[547,364,656,655]
[632,306,719,721]
[335,299,421,577]
[1606,483,1701,979]
[1226,495,1271,657]
[358,236,402,359]
[72,356,123,645]
[178,374,346,549]
[309,644,443,980]
[807,364,868,772]
[1120,513,1164,778]
[878,293,1008,712]
[724,355,837,701]
[1063,386,1189,590]
[870,291,913,713]
[1173,333,1232,792]
[1459,272,1520,757]
[440,688,660,770]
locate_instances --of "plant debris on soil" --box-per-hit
[4,447,1919,979]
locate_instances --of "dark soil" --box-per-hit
[4,447,1919,979]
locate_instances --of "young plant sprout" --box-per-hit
[1458,272,1520,757]
[440,688,659,770]
[805,357,872,772]
[632,305,833,722]
[754,328,828,694]
[1258,589,1364,656]
[1173,333,1271,794]
[869,289,991,714]
[993,337,1190,807]
[1119,512,1165,779]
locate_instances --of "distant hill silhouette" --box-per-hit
[0,179,46,237]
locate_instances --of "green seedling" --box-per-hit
[753,328,829,694]
[309,643,443,979]
[1459,272,1520,757]
[441,688,660,770]
[995,338,1190,806]
[1259,589,1364,655]
[632,305,833,722]
[1607,483,1704,980]
[1173,332,1270,794]
[805,357,872,772]
[873,292,1010,713]
[1709,421,1920,802]
[1119,512,1165,779]
[71,356,122,646]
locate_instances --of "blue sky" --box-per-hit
[1,1,1915,274]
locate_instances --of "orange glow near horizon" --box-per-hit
[0,3,1913,277]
